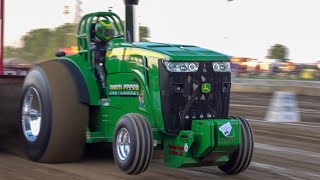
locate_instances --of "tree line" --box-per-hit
[4,23,150,62]
[5,22,288,63]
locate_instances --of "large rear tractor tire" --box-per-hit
[218,116,254,174]
[113,113,153,175]
[21,60,88,163]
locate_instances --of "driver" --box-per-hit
[91,19,114,102]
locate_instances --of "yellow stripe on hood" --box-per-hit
[107,48,168,59]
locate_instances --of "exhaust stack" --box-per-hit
[123,0,139,42]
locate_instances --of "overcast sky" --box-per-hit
[4,0,320,63]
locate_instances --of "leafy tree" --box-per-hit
[4,46,21,58]
[44,23,76,59]
[4,23,150,62]
[21,28,52,61]
[266,44,289,60]
[4,24,77,62]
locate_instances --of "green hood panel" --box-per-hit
[132,42,230,61]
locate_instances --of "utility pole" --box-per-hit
[63,0,82,24]
[74,0,82,24]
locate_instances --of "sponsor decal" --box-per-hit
[86,132,90,139]
[168,144,185,156]
[108,84,139,96]
[139,90,145,109]
[219,122,232,137]
[184,143,189,153]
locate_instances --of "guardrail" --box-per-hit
[231,78,320,96]
[2,64,31,76]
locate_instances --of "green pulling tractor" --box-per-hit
[21,0,254,175]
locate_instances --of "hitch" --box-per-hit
[163,119,241,168]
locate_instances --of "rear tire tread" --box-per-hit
[21,61,88,163]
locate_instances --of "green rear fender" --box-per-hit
[58,55,101,105]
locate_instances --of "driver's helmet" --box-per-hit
[95,19,114,41]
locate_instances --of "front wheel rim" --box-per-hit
[22,87,42,142]
[116,128,131,161]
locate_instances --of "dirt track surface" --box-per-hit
[0,85,319,179]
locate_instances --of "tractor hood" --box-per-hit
[133,42,230,61]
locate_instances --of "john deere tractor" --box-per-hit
[21,0,254,175]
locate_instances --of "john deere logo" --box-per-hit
[201,83,211,93]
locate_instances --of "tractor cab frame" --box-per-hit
[77,12,125,65]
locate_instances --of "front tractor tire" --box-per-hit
[218,116,254,174]
[113,114,153,175]
[21,60,88,163]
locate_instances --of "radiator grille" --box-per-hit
[159,61,231,135]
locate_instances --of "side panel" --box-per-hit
[103,47,167,132]
[147,57,166,132]
[95,73,156,139]
[87,47,169,142]
[94,47,167,141]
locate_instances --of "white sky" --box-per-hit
[4,0,320,63]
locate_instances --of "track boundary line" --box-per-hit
[251,162,320,180]
[247,118,320,128]
[255,143,320,158]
